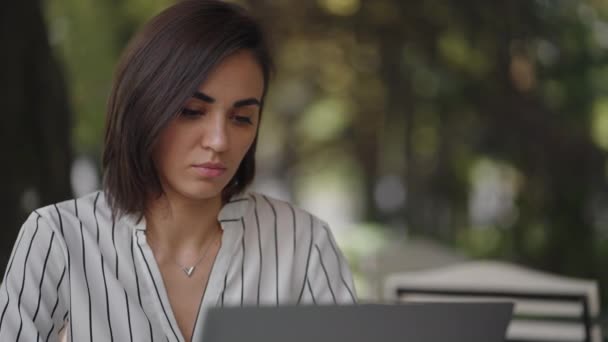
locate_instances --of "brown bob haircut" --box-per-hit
[102,0,273,218]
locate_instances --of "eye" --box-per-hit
[232,115,254,125]
[181,108,205,117]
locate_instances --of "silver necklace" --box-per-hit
[176,254,210,277]
[151,231,220,277]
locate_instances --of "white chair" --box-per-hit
[384,261,602,342]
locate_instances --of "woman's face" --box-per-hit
[153,50,264,203]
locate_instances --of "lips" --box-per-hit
[192,162,227,178]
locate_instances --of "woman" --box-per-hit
[0,1,356,341]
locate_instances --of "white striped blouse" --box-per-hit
[0,190,357,342]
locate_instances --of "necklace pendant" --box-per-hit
[183,266,195,277]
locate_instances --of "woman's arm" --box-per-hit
[0,211,69,341]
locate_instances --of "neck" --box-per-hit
[144,191,223,255]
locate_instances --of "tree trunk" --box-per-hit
[0,0,73,273]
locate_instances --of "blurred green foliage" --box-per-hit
[43,0,608,305]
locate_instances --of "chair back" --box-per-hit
[384,261,602,342]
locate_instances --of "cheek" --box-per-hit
[158,122,199,155]
[153,125,188,173]
[237,132,257,158]
[151,142,172,180]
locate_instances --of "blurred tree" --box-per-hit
[248,0,608,302]
[37,0,608,305]
[0,0,72,272]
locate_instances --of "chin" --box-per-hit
[180,182,226,201]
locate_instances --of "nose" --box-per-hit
[201,111,229,153]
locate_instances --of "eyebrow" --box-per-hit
[192,91,261,108]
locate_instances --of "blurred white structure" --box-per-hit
[359,237,468,300]
[70,155,99,197]
[385,261,602,342]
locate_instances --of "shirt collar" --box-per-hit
[217,193,251,226]
[123,211,146,231]
[123,192,252,231]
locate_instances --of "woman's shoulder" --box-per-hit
[244,191,330,237]
[33,190,110,235]
[246,192,324,222]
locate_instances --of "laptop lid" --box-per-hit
[201,302,513,342]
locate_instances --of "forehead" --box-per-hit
[196,50,265,102]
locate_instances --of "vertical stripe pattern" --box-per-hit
[0,191,356,341]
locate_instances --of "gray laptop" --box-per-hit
[201,302,513,342]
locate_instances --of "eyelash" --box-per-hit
[181,108,203,117]
[233,115,253,125]
[180,108,254,125]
